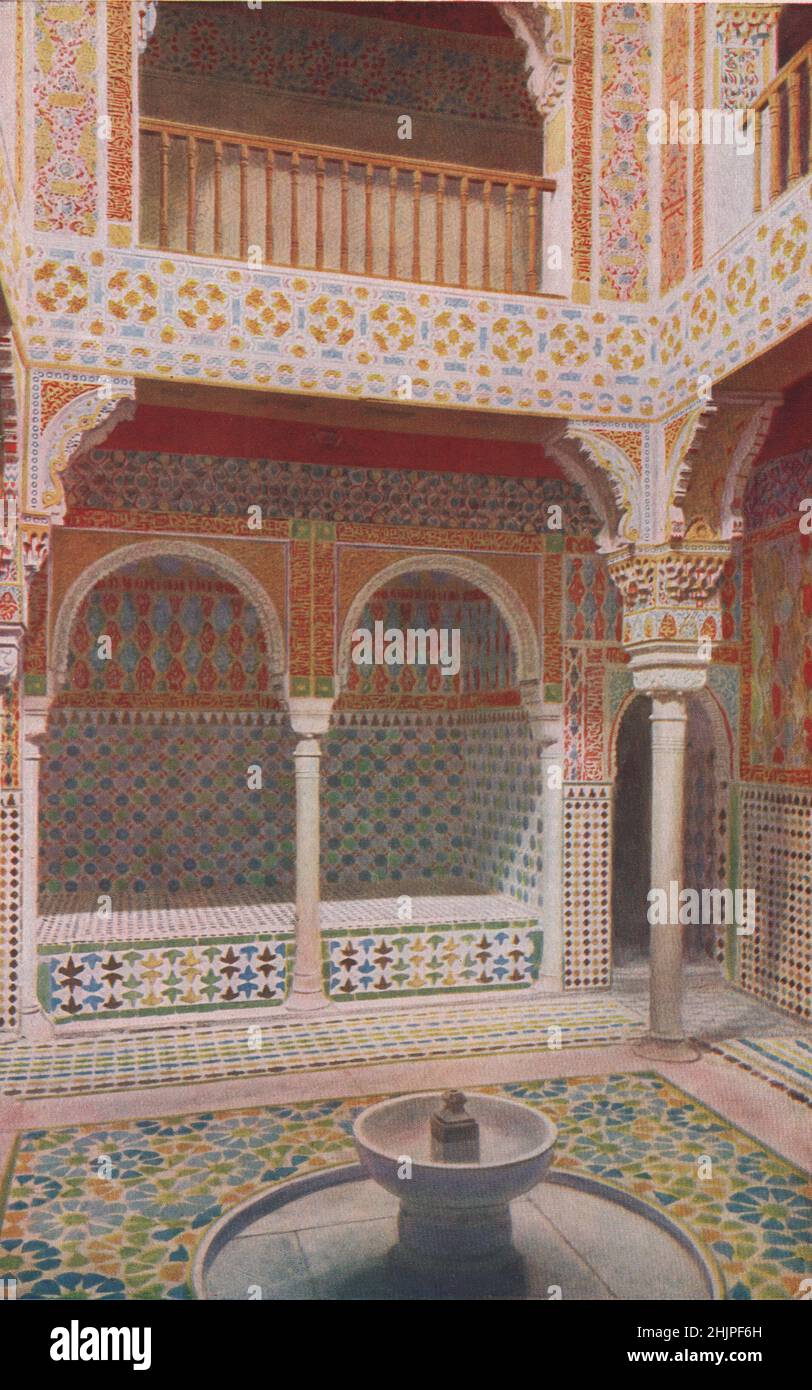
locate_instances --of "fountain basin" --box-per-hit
[353,1091,557,1292]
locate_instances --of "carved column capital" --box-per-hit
[608,541,730,654]
[287,696,334,738]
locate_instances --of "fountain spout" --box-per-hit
[430,1090,480,1163]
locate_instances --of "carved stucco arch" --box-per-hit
[608,682,734,783]
[336,552,541,694]
[545,428,621,551]
[499,2,571,116]
[50,537,286,697]
[562,425,642,545]
[34,383,136,520]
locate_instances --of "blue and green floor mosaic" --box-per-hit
[0,996,644,1099]
[1,1073,809,1300]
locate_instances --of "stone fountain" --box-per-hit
[353,1089,557,1295]
[194,1088,723,1301]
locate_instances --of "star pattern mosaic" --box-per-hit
[1,1073,809,1300]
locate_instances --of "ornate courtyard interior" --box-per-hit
[0,0,810,1303]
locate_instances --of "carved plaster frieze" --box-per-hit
[499,2,571,117]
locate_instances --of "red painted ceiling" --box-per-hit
[755,375,812,465]
[101,405,565,480]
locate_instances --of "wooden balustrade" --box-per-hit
[752,36,812,213]
[140,117,556,295]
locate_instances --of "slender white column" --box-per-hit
[629,655,704,1063]
[537,716,564,993]
[20,697,53,1041]
[522,687,564,993]
[287,697,333,1013]
[647,693,689,1044]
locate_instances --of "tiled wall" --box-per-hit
[459,711,543,910]
[736,447,812,1017]
[39,712,296,910]
[322,715,469,897]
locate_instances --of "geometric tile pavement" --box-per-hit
[700,1038,812,1110]
[0,996,643,1099]
[1,1073,809,1299]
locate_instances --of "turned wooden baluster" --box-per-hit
[364,162,373,274]
[412,169,422,281]
[768,90,782,202]
[214,140,224,256]
[340,160,349,272]
[459,176,469,289]
[388,166,398,278]
[264,148,274,263]
[315,154,325,269]
[527,185,539,293]
[482,179,491,291]
[789,68,802,182]
[239,143,249,259]
[291,150,300,267]
[435,171,445,284]
[505,181,514,292]
[159,129,169,249]
[186,134,197,254]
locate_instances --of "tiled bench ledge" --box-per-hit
[37,894,542,1022]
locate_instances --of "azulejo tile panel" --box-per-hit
[66,448,601,535]
[1,1074,808,1299]
[38,936,291,1023]
[324,921,541,1000]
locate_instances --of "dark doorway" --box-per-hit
[611,695,652,966]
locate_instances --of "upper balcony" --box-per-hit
[752,35,812,213]
[139,117,556,298]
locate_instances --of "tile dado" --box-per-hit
[325,921,541,1001]
[36,907,541,1022]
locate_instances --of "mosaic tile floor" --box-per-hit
[613,969,810,1042]
[702,1039,812,1109]
[0,996,643,1099]
[38,893,528,944]
[1,1074,809,1300]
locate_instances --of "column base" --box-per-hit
[286,981,329,1014]
[20,1006,54,1044]
[632,1035,701,1063]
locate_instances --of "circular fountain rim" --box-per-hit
[192,1164,726,1301]
[353,1091,558,1171]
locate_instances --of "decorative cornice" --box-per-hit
[499,2,571,117]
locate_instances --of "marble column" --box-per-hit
[523,687,564,993]
[630,656,704,1062]
[20,696,53,1042]
[287,697,333,1012]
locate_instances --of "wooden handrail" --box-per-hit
[751,35,812,112]
[140,116,555,194]
[751,36,812,212]
[140,115,555,295]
